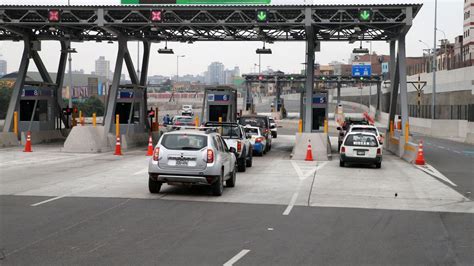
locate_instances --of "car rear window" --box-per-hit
[351,127,377,135]
[239,117,267,128]
[220,125,242,139]
[176,117,193,123]
[161,134,207,150]
[344,134,378,147]
[245,127,259,135]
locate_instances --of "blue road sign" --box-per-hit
[352,64,372,77]
[312,96,327,104]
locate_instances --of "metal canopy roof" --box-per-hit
[0,4,422,42]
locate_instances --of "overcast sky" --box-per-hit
[0,0,463,78]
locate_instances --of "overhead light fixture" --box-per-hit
[352,41,368,54]
[158,41,174,54]
[48,26,57,32]
[61,47,77,53]
[108,40,113,44]
[256,42,272,54]
[150,26,159,32]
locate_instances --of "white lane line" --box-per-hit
[223,249,251,266]
[453,151,461,154]
[30,185,97,207]
[282,192,298,216]
[133,168,148,176]
[415,164,457,187]
[291,161,305,179]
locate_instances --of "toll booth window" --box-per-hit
[344,134,378,147]
[20,100,48,121]
[116,103,140,124]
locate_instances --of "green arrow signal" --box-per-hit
[257,11,267,21]
[360,10,371,21]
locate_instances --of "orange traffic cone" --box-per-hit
[305,141,313,161]
[23,131,32,152]
[415,140,425,165]
[146,135,153,156]
[114,136,122,156]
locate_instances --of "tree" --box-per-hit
[0,87,12,119]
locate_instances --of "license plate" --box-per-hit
[357,151,365,156]
[176,160,188,166]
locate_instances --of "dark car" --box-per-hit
[238,115,272,152]
[337,117,370,150]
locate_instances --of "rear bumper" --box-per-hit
[148,160,221,184]
[340,154,382,164]
[149,173,218,185]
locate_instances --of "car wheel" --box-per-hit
[238,157,246,172]
[211,171,224,196]
[226,167,236,187]
[148,177,162,194]
[339,160,345,167]
[274,132,277,138]
[246,150,253,167]
[375,162,381,169]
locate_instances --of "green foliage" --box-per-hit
[0,87,13,119]
[64,96,105,117]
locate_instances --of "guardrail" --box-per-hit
[400,105,473,121]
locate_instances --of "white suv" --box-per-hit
[339,132,383,168]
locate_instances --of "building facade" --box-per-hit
[463,0,474,63]
[0,59,7,76]
[95,56,111,81]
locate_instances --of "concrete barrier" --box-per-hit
[291,133,330,161]
[0,132,20,148]
[20,130,67,145]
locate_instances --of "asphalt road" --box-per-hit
[412,134,474,197]
[1,195,472,265]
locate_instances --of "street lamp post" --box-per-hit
[176,55,185,83]
[432,0,438,119]
[68,52,73,108]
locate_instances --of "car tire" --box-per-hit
[246,150,253,167]
[226,167,236,187]
[339,160,345,167]
[274,132,277,138]
[211,171,224,196]
[375,162,381,169]
[148,178,162,194]
[238,157,246,172]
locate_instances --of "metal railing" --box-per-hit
[398,104,473,120]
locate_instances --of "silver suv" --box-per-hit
[148,129,237,196]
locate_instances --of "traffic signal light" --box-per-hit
[62,107,72,115]
[256,10,268,22]
[148,109,156,118]
[150,10,162,22]
[48,10,60,22]
[360,77,364,81]
[258,75,264,81]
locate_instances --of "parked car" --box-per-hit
[269,117,278,138]
[148,129,237,196]
[205,122,252,172]
[348,124,384,144]
[244,125,267,156]
[181,105,194,116]
[170,115,195,130]
[238,115,272,152]
[339,132,383,168]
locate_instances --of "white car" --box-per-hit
[269,117,277,138]
[181,105,194,116]
[244,125,267,156]
[348,124,384,144]
[339,132,383,168]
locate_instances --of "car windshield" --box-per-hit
[239,117,266,128]
[245,127,260,136]
[344,134,378,147]
[161,134,207,150]
[269,118,275,123]
[175,117,193,123]
[351,127,377,135]
[219,125,242,139]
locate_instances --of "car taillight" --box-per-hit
[255,137,263,143]
[175,121,181,125]
[377,148,381,155]
[152,147,160,161]
[341,146,346,153]
[237,141,242,152]
[207,149,214,163]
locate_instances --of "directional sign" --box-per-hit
[359,9,372,21]
[122,0,271,4]
[352,62,372,77]
[256,10,268,22]
[312,96,327,104]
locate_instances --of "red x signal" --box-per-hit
[48,10,60,22]
[151,10,162,22]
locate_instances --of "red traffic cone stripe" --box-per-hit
[415,140,425,165]
[305,143,313,161]
[114,136,122,156]
[23,131,32,152]
[146,136,153,156]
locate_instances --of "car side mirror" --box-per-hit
[270,125,276,129]
[337,127,342,130]
[229,147,237,155]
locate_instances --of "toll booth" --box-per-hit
[273,98,284,112]
[114,84,146,134]
[300,92,328,132]
[202,87,238,123]
[18,81,58,132]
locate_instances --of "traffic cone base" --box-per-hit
[305,143,313,161]
[415,141,425,165]
[146,136,153,156]
[114,136,122,156]
[23,131,32,152]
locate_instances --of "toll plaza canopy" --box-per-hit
[0,4,421,42]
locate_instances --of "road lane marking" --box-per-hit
[133,168,148,176]
[223,249,250,266]
[415,164,457,187]
[291,161,326,180]
[282,192,298,216]
[30,185,97,206]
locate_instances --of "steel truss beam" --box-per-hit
[242,74,382,83]
[0,4,421,42]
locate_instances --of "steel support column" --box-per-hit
[103,37,127,134]
[3,39,30,133]
[304,8,315,132]
[140,41,151,129]
[398,34,409,134]
[376,81,382,116]
[275,78,281,112]
[123,46,139,86]
[245,81,251,111]
[31,50,53,84]
[56,41,69,128]
[388,40,400,129]
[336,77,341,105]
